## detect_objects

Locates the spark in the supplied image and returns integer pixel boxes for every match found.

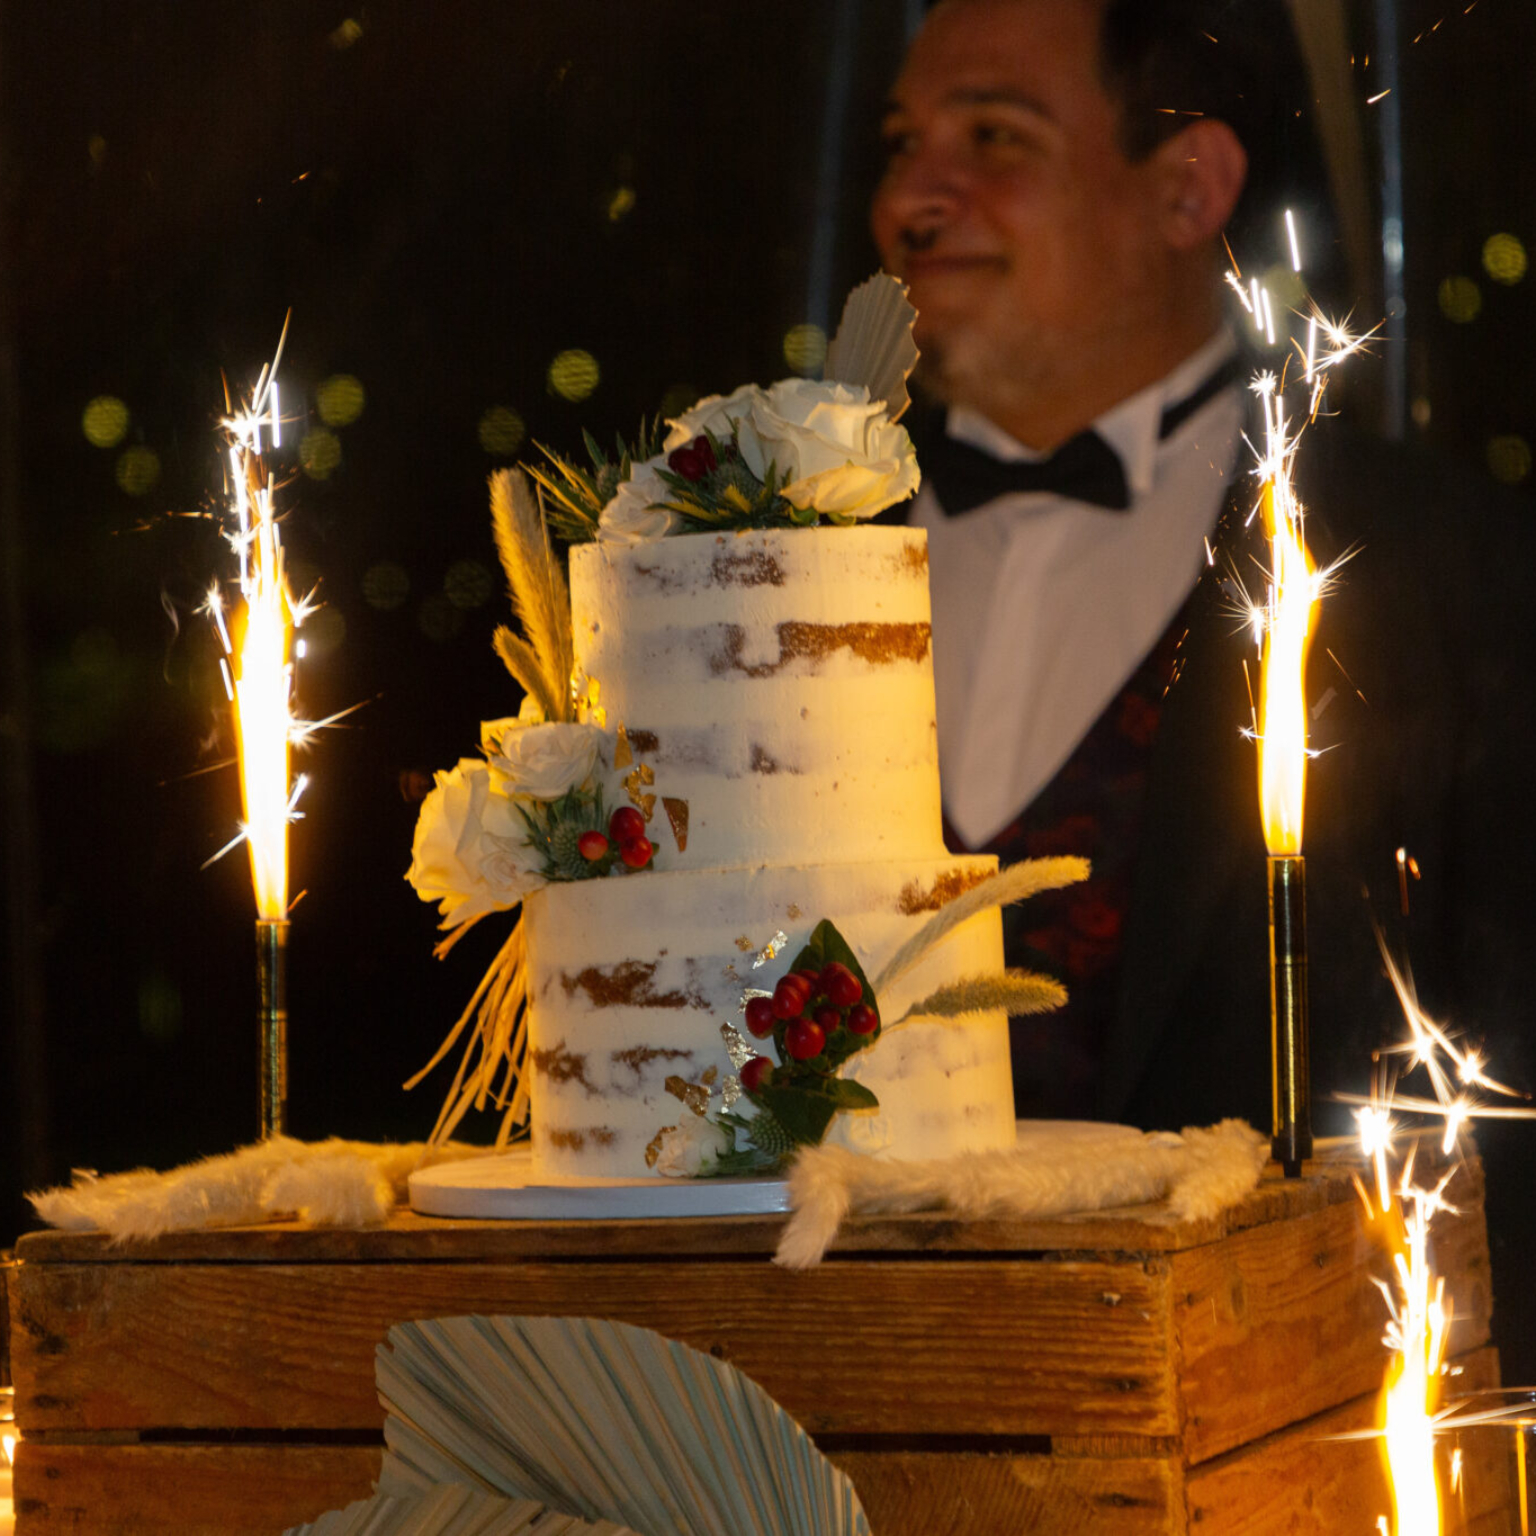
[1285,208,1303,272]
[1368,88,1392,105]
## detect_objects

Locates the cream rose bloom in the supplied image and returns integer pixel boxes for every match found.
[664,384,772,480]
[407,758,542,929]
[748,379,919,517]
[486,720,602,801]
[652,1114,734,1178]
[597,456,681,544]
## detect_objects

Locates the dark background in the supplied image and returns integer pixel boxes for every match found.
[3,0,1534,1369]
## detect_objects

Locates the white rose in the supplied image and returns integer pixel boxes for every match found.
[652,1114,734,1178]
[748,378,920,518]
[479,694,546,758]
[598,457,681,544]
[664,383,772,480]
[487,721,602,801]
[407,758,542,929]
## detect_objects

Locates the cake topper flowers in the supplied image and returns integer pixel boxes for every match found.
[531,274,922,543]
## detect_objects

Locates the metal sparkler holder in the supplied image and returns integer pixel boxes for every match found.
[256,918,290,1138]
[1267,855,1312,1176]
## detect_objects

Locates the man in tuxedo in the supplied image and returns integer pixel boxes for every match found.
[870,0,1536,1154]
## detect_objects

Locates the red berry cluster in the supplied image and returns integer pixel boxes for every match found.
[578,805,654,870]
[666,434,718,483]
[741,961,877,1085]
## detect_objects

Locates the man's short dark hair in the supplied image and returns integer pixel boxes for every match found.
[1097,0,1323,256]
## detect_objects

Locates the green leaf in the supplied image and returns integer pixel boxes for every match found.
[751,1085,840,1147]
[581,428,608,468]
[821,1077,880,1111]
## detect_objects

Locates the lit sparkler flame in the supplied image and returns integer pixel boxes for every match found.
[205,319,308,920]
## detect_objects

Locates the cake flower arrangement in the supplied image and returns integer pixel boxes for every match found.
[408,274,1085,1170]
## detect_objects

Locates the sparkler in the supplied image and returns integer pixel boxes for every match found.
[205,321,308,1138]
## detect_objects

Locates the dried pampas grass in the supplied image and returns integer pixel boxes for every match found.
[490,468,573,724]
[897,967,1067,1024]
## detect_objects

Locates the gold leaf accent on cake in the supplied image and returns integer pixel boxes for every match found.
[722,1077,743,1110]
[751,931,789,969]
[665,1075,711,1117]
[896,865,995,914]
[613,723,634,769]
[624,764,656,819]
[572,671,607,727]
[734,936,755,953]
[701,1065,718,1087]
[663,797,690,852]
[721,1023,752,1071]
[644,1127,672,1169]
[707,621,930,679]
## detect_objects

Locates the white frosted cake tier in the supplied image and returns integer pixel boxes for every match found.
[571,526,946,871]
[523,854,1016,1180]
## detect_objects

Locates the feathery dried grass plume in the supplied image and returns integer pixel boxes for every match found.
[897,967,1066,1025]
[490,468,574,724]
[872,856,1089,998]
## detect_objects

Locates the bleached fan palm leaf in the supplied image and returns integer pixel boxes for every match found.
[283,1482,639,1536]
[490,469,574,722]
[376,1315,870,1536]
[872,856,1090,998]
[897,967,1067,1024]
[824,272,919,423]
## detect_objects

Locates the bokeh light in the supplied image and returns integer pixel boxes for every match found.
[418,593,466,643]
[1482,233,1527,286]
[114,445,160,495]
[782,323,828,375]
[137,973,184,1043]
[659,384,700,420]
[444,559,495,610]
[82,395,129,448]
[1437,276,1482,324]
[317,373,366,427]
[607,186,637,222]
[300,427,342,480]
[548,349,601,402]
[1261,264,1308,313]
[1487,435,1532,485]
[299,604,347,659]
[362,561,411,610]
[329,17,363,48]
[478,405,526,455]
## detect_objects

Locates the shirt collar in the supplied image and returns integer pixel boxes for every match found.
[944,326,1241,500]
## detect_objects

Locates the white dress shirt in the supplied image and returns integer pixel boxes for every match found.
[912,329,1246,848]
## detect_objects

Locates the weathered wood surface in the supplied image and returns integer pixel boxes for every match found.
[10,1255,1175,1439]
[9,1153,1375,1265]
[1175,1155,1492,1462]
[12,1353,1518,1535]
[1184,1345,1515,1535]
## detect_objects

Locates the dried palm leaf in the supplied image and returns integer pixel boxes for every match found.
[375,1315,870,1536]
[824,272,919,423]
[284,1481,639,1536]
[872,856,1089,998]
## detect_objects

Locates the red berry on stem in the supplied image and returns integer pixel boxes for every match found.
[619,836,653,868]
[826,969,863,1007]
[692,434,717,472]
[772,978,807,1019]
[784,1018,826,1061]
[814,1004,842,1033]
[847,1003,878,1035]
[740,1056,773,1093]
[744,996,776,1038]
[577,830,610,862]
[666,445,708,481]
[793,968,820,989]
[609,806,646,844]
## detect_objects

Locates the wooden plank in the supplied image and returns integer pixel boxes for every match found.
[1173,1157,1492,1463]
[8,1157,1372,1266]
[11,1257,1176,1439]
[12,1442,380,1535]
[1185,1346,1515,1535]
[13,1442,1179,1536]
[829,1449,1179,1535]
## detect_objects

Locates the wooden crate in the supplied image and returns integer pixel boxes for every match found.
[3,1156,1519,1535]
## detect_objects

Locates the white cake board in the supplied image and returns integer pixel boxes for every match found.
[409,1146,791,1220]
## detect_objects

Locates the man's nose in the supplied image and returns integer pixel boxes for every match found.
[878,148,964,242]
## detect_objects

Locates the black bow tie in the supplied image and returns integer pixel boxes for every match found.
[917,354,1242,517]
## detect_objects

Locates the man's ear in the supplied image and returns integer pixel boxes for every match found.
[1156,119,1248,251]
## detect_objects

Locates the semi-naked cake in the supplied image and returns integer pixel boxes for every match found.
[522,523,1016,1179]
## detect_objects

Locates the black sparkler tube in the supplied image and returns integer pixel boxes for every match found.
[1268,855,1312,1176]
[256,918,289,1139]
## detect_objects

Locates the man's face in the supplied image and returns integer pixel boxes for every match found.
[871,0,1173,410]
